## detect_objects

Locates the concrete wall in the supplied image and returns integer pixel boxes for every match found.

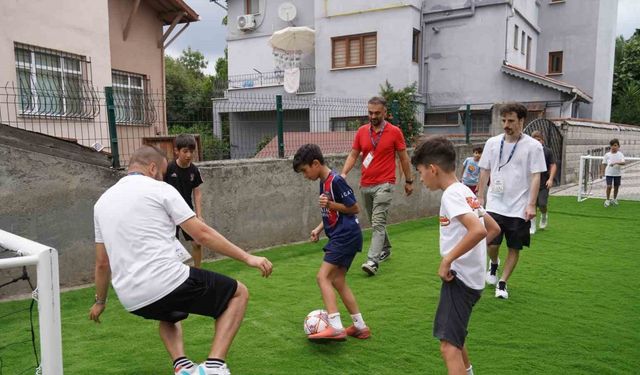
[559,121,640,183]
[508,2,539,70]
[536,0,617,121]
[314,1,422,98]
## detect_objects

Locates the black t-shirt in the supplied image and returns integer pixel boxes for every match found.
[164,160,203,208]
[540,145,556,188]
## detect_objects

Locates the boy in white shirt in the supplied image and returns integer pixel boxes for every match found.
[600,138,626,207]
[412,136,500,375]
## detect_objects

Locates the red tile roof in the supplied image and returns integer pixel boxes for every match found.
[255,131,358,158]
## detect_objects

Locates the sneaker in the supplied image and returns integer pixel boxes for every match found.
[307,326,347,341]
[197,364,231,375]
[604,199,610,207]
[529,219,536,235]
[361,260,378,276]
[495,281,509,299]
[175,365,199,375]
[539,214,548,229]
[378,250,391,262]
[486,259,499,285]
[345,325,371,339]
[612,199,619,206]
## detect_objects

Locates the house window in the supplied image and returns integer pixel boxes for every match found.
[425,112,459,126]
[112,70,153,125]
[332,33,377,69]
[548,51,563,74]
[245,0,259,14]
[514,25,519,50]
[331,116,367,131]
[412,29,420,63]
[521,31,526,55]
[471,112,491,134]
[14,43,92,117]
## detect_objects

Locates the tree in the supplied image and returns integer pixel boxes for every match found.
[177,47,208,76]
[611,33,640,125]
[379,81,421,144]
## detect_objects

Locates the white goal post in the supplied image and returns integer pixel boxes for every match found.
[0,229,63,375]
[578,155,640,202]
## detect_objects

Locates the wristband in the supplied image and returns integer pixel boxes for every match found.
[405,180,413,184]
[95,295,107,305]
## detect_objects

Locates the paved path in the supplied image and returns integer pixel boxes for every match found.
[552,161,640,201]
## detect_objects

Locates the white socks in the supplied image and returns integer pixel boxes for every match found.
[351,313,367,329]
[328,313,343,329]
[466,365,474,375]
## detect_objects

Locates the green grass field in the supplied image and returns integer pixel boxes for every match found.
[1,196,639,375]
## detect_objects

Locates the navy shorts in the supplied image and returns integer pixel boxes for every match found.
[606,176,621,187]
[487,212,530,250]
[323,235,362,270]
[131,267,238,323]
[433,274,482,349]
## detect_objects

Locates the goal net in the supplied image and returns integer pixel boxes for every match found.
[577,155,640,202]
[0,230,63,375]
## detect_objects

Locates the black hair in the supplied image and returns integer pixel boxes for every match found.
[610,138,620,146]
[472,146,484,153]
[411,136,456,172]
[292,143,325,172]
[499,102,528,120]
[175,134,197,151]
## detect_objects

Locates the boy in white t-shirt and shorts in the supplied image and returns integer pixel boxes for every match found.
[412,136,500,375]
[601,138,626,207]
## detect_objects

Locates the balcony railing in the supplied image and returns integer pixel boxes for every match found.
[213,68,315,98]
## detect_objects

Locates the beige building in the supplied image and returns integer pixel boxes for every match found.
[0,0,198,164]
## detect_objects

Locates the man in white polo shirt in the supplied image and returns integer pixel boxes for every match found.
[477,102,546,299]
[89,146,273,375]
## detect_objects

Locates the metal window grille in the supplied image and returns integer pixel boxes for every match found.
[111,70,156,125]
[13,42,98,118]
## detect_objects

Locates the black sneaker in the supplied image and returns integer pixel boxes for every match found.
[495,281,509,299]
[361,260,379,276]
[378,250,391,262]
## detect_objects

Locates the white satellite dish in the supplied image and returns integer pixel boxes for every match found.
[278,2,297,22]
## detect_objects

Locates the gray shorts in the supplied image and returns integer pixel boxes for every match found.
[433,273,482,348]
[537,188,549,207]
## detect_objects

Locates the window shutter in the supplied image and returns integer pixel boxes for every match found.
[363,35,376,65]
[333,39,347,68]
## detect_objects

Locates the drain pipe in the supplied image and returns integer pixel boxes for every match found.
[503,0,515,64]
[424,0,476,24]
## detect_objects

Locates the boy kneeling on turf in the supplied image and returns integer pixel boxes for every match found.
[293,144,371,341]
[412,136,499,375]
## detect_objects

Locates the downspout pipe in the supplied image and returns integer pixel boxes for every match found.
[504,0,515,63]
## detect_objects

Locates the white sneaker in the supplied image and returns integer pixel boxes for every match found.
[529,219,536,234]
[539,214,548,229]
[175,365,199,375]
[604,200,610,207]
[486,258,499,285]
[612,199,619,206]
[198,364,231,375]
[495,281,509,299]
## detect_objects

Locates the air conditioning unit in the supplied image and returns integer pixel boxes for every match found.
[237,14,256,31]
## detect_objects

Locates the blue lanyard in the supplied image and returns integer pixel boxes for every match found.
[369,122,386,151]
[498,134,521,171]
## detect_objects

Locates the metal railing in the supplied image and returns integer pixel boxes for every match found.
[213,68,316,98]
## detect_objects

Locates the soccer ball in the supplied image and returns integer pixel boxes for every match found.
[303,309,329,335]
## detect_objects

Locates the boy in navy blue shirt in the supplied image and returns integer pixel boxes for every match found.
[293,144,370,341]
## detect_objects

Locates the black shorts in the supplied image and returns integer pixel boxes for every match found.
[176,226,194,242]
[131,267,238,323]
[433,274,482,349]
[487,212,531,250]
[606,176,621,187]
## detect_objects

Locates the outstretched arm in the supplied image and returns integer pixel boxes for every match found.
[181,217,273,277]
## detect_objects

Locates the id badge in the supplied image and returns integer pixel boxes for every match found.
[174,239,192,263]
[490,179,504,195]
[363,152,374,168]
